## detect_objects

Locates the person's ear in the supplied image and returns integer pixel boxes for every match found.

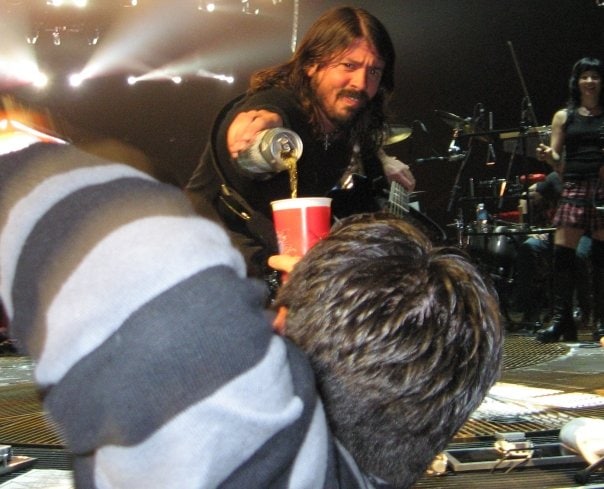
[305,64,318,78]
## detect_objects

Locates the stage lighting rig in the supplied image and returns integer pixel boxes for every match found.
[241,0,259,15]
[26,30,40,45]
[46,0,88,7]
[87,28,100,45]
[197,1,216,12]
[51,27,61,46]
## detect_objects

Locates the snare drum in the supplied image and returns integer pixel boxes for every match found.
[464,223,491,254]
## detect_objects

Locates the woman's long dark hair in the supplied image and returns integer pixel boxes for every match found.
[567,57,604,108]
[249,6,396,154]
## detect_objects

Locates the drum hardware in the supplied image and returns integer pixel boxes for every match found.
[446,146,473,213]
[485,140,497,166]
[439,103,501,214]
[471,178,510,196]
[447,212,467,248]
[459,195,524,205]
[500,126,551,160]
[499,125,551,141]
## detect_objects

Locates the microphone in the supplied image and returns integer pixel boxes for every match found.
[415,154,465,164]
[449,153,466,162]
[416,156,448,164]
[484,110,497,166]
[475,102,485,127]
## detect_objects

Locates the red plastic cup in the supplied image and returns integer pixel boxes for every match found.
[271,197,332,256]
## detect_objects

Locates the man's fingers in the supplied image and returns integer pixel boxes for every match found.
[268,255,301,273]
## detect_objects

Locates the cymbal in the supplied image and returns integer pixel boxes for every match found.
[384,124,412,145]
[435,110,473,130]
[435,109,491,143]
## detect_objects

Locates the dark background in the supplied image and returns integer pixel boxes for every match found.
[2,0,604,233]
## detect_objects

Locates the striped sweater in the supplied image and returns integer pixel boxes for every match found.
[0,142,378,488]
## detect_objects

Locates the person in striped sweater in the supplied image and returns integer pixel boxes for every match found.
[0,125,503,488]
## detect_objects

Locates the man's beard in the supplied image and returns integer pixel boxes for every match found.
[311,83,370,129]
[332,89,370,125]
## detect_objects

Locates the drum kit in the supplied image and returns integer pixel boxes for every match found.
[386,107,558,326]
[385,109,556,313]
[381,42,562,325]
[434,108,555,262]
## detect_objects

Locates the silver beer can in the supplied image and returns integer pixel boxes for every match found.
[237,128,303,175]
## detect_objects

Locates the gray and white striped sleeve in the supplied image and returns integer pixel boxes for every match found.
[0,142,373,489]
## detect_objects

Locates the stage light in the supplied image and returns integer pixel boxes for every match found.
[198,1,215,12]
[88,28,101,46]
[127,76,138,85]
[32,72,49,89]
[212,74,234,84]
[123,0,137,6]
[242,1,259,15]
[47,0,90,5]
[68,73,84,87]
[26,31,39,45]
[171,76,182,84]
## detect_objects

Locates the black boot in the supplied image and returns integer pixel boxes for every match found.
[591,240,604,342]
[575,238,592,329]
[536,246,576,343]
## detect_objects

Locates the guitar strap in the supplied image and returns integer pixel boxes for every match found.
[206,94,279,255]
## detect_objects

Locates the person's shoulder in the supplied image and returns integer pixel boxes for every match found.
[552,108,569,126]
[237,87,305,125]
[243,87,299,107]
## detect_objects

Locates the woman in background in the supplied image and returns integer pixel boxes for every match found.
[536,56,604,343]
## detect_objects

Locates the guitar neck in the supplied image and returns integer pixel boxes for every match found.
[387,181,409,218]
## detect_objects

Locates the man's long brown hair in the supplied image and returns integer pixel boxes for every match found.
[249,6,396,155]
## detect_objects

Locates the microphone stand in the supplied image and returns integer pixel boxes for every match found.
[507,41,540,128]
[499,97,529,212]
[500,41,543,227]
[446,106,484,215]
[446,129,473,214]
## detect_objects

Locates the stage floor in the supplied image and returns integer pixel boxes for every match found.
[0,328,603,487]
